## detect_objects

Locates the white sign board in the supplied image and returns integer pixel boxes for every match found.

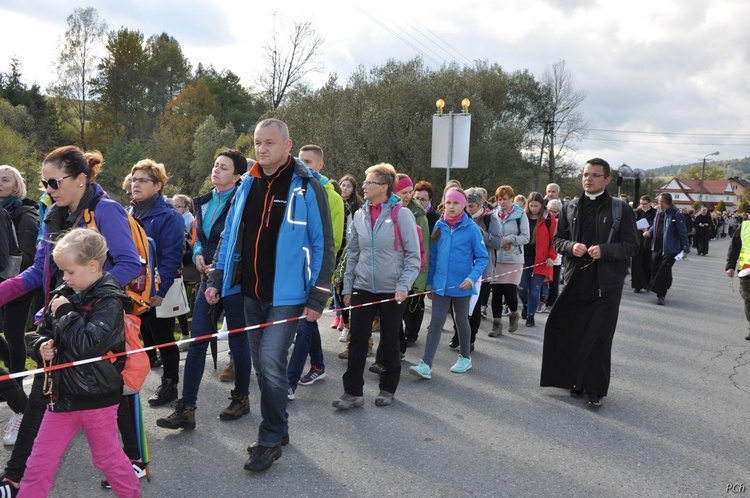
[431,113,471,169]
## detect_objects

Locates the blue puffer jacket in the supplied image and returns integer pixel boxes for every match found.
[133,194,185,298]
[427,213,489,297]
[210,158,335,313]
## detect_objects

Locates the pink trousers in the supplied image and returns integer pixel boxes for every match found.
[18,404,139,498]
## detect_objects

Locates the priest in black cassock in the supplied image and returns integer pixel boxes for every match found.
[540,158,639,408]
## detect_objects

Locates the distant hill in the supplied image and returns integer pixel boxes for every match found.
[648,157,750,178]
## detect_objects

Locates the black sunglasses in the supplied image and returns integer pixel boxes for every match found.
[41,174,76,190]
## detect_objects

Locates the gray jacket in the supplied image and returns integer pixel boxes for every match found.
[493,203,530,265]
[343,193,421,295]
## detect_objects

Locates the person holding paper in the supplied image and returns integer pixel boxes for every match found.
[645,193,689,305]
[631,196,656,293]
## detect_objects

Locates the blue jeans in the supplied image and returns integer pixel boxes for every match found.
[517,268,545,316]
[287,320,325,388]
[182,288,252,407]
[244,297,303,447]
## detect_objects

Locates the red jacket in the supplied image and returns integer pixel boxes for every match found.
[532,212,558,282]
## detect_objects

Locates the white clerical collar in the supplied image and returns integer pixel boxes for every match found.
[585,190,605,201]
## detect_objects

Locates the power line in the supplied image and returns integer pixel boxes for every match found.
[586,128,750,138]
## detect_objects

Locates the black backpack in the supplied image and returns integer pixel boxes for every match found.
[0,207,22,279]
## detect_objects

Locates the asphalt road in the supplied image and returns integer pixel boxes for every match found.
[2,236,748,497]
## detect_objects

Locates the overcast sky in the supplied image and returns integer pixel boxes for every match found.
[1,0,748,171]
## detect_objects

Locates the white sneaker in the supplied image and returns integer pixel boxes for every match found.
[338,328,349,343]
[3,413,23,446]
[502,304,510,316]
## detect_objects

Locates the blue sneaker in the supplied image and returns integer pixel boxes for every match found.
[450,355,472,373]
[408,360,432,379]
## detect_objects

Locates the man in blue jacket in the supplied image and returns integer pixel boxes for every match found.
[645,193,690,305]
[206,119,334,473]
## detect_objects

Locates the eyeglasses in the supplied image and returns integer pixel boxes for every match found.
[414,197,430,203]
[362,180,385,187]
[41,174,75,190]
[582,173,605,179]
[131,177,155,185]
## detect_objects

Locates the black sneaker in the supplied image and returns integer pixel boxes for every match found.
[526,315,535,327]
[570,387,584,398]
[448,335,459,349]
[156,400,195,429]
[587,393,603,408]
[247,432,289,454]
[368,363,386,375]
[244,445,281,472]
[148,378,178,406]
[0,478,19,497]
[521,305,528,320]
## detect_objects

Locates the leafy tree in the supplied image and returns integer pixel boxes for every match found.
[201,67,261,133]
[693,200,701,210]
[149,79,218,188]
[92,28,147,142]
[49,7,107,148]
[97,137,145,203]
[0,123,38,183]
[143,33,192,135]
[684,164,725,180]
[737,200,749,214]
[715,200,726,212]
[258,17,323,109]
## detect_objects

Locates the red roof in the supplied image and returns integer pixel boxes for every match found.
[660,178,730,195]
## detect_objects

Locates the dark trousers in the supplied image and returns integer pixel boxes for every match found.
[649,252,676,298]
[402,294,426,342]
[490,283,518,317]
[0,295,34,386]
[547,265,562,307]
[117,395,141,461]
[343,290,407,396]
[631,247,652,291]
[3,375,46,482]
[140,308,178,382]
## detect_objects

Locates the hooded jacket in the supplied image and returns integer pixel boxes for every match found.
[427,213,489,297]
[343,193,421,295]
[209,157,335,313]
[193,186,238,266]
[32,273,129,412]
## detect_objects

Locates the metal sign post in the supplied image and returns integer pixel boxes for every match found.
[431,98,471,183]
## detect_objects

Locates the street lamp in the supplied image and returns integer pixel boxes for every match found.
[699,151,720,208]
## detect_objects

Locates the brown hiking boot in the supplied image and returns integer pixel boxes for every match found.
[156,400,195,430]
[220,390,250,421]
[219,362,235,382]
[508,312,519,333]
[488,318,503,337]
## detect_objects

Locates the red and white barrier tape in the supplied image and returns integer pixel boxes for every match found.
[0,262,546,383]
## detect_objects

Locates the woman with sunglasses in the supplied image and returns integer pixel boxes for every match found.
[0,146,142,496]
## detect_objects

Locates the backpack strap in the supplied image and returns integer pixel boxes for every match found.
[607,198,623,244]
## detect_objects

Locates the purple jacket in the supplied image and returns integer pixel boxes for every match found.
[0,183,141,309]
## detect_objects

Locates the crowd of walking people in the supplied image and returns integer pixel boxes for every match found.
[0,117,747,495]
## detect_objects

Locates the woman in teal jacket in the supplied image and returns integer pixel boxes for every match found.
[410,188,488,379]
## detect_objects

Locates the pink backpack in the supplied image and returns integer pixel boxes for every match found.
[392,204,427,272]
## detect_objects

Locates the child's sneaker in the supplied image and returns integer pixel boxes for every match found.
[287,384,296,401]
[502,304,510,316]
[0,478,19,497]
[338,328,349,343]
[450,354,473,373]
[408,360,432,380]
[101,461,148,489]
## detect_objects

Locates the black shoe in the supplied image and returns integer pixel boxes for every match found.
[247,432,289,454]
[633,288,641,293]
[405,339,417,348]
[448,335,459,349]
[570,387,584,398]
[587,393,602,408]
[656,296,665,306]
[148,378,178,406]
[521,305,528,320]
[526,315,535,327]
[244,445,281,472]
[150,355,163,368]
[745,334,750,341]
[470,343,475,353]
[368,363,386,375]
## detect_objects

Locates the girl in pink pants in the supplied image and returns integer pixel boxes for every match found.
[18,229,139,497]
